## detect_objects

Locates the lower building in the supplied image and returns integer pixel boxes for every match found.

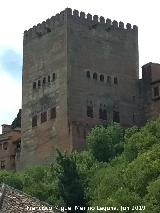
[0,126,21,171]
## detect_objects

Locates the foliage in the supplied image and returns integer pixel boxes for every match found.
[86,123,124,162]
[55,150,87,213]
[11,109,21,129]
[0,120,160,212]
[86,120,160,212]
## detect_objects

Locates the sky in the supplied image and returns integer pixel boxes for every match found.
[0,0,160,133]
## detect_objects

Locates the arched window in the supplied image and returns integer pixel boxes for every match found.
[32,115,37,127]
[113,111,120,123]
[99,107,103,119]
[43,77,46,84]
[99,105,107,120]
[48,75,50,83]
[100,74,104,82]
[132,113,135,123]
[114,77,118,84]
[38,80,41,88]
[33,82,36,89]
[41,111,47,123]
[86,71,90,78]
[52,73,56,81]
[103,109,107,120]
[50,107,56,119]
[87,106,93,118]
[93,72,97,80]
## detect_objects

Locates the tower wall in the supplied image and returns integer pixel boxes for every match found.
[141,63,160,122]
[20,10,71,169]
[66,9,140,150]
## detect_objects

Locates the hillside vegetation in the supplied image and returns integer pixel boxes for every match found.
[0,120,160,212]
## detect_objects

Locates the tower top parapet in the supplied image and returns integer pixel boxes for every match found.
[24,8,138,43]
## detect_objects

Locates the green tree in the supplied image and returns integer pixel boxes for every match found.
[87,123,124,162]
[55,150,87,213]
[143,178,160,213]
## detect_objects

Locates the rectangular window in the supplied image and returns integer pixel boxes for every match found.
[132,113,135,123]
[32,115,37,127]
[113,111,120,123]
[153,86,159,97]
[50,107,56,119]
[87,106,93,118]
[38,80,41,88]
[1,161,5,169]
[3,142,8,150]
[114,77,118,84]
[33,82,36,89]
[41,111,47,123]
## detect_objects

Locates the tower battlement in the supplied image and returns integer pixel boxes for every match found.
[24,8,138,43]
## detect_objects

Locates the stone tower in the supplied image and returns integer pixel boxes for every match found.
[20,8,140,169]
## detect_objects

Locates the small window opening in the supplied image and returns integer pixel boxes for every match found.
[100,74,104,82]
[32,115,37,127]
[99,106,107,120]
[87,106,93,118]
[52,73,56,81]
[41,111,47,123]
[38,80,41,88]
[33,82,36,89]
[50,107,56,119]
[1,161,5,169]
[133,113,135,123]
[93,73,97,80]
[48,75,50,83]
[114,77,118,84]
[154,86,159,97]
[103,109,107,120]
[99,108,103,119]
[113,111,120,123]
[86,71,90,78]
[43,77,46,85]
[3,142,8,150]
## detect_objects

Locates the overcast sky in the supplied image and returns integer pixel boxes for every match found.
[0,0,160,133]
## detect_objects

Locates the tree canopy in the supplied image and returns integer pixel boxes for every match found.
[0,119,160,212]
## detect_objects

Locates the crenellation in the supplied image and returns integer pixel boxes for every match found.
[126,23,132,30]
[93,15,99,23]
[119,21,124,29]
[112,20,118,29]
[80,11,85,19]
[100,16,105,24]
[23,8,137,45]
[87,13,92,21]
[133,25,138,31]
[65,7,72,16]
[106,18,111,26]
[55,13,60,22]
[60,10,65,20]
[73,9,79,18]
